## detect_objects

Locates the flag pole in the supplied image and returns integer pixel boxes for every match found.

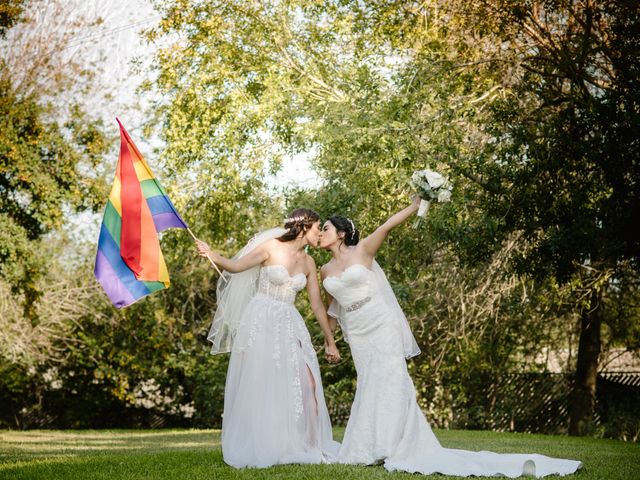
[186,228,227,281]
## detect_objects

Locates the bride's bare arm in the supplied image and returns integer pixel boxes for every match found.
[319,265,337,334]
[360,196,421,257]
[306,257,340,361]
[195,239,269,273]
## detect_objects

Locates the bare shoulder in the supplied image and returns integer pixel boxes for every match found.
[260,238,285,255]
[261,238,280,250]
[320,259,335,278]
[300,253,315,275]
[248,239,278,264]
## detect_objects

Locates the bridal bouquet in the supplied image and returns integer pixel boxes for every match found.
[410,169,452,226]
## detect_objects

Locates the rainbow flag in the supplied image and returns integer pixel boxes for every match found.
[94,118,188,308]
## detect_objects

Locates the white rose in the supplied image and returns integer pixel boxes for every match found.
[437,189,452,202]
[424,170,445,188]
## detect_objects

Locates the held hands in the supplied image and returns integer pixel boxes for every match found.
[324,340,341,363]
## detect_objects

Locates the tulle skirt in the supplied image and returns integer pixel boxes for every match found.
[222,293,339,468]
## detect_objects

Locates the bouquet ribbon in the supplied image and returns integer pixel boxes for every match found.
[417,199,430,217]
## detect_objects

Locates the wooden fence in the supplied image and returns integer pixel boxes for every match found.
[449,371,640,440]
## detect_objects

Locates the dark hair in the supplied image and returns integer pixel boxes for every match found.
[327,215,359,246]
[278,208,320,242]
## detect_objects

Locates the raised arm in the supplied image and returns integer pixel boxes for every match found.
[195,239,269,273]
[360,196,421,257]
[306,257,340,362]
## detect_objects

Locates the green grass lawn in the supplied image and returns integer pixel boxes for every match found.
[0,428,637,480]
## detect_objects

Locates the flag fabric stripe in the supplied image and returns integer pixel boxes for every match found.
[105,197,180,241]
[133,160,154,181]
[97,224,151,299]
[158,252,169,286]
[119,134,145,277]
[103,201,122,246]
[94,118,188,308]
[153,211,188,231]
[140,178,165,198]
[143,280,166,293]
[147,195,179,216]
[138,196,162,281]
[95,250,136,308]
[109,177,122,215]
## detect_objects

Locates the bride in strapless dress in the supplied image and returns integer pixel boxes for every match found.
[318,198,582,477]
[196,208,340,468]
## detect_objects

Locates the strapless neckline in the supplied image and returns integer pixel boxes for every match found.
[324,263,373,282]
[263,264,306,281]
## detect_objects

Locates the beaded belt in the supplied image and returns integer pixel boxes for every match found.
[345,296,372,312]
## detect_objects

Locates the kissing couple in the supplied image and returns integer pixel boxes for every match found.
[195,198,581,477]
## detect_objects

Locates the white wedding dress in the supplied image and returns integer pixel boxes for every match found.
[221,264,339,468]
[323,263,582,478]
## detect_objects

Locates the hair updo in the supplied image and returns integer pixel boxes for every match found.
[328,215,360,246]
[278,208,320,242]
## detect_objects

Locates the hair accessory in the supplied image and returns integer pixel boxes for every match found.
[283,215,306,225]
[348,218,355,239]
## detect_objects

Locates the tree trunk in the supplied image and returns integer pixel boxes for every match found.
[568,288,602,436]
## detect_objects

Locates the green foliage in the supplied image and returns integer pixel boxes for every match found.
[433,0,640,434]
[0,76,107,319]
[0,0,25,37]
[445,1,640,280]
[1,0,638,440]
[0,254,227,429]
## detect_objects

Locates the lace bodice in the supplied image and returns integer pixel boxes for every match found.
[322,264,374,307]
[257,264,307,303]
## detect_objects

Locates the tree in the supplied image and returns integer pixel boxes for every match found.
[0,1,107,321]
[0,0,25,37]
[145,0,639,437]
[439,0,640,435]
[145,0,542,424]
[142,0,351,243]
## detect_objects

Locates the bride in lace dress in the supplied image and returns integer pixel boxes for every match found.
[196,208,340,468]
[318,197,582,477]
